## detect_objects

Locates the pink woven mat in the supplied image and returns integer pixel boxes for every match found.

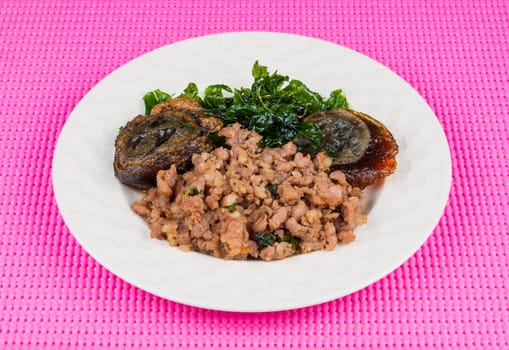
[1,1,508,348]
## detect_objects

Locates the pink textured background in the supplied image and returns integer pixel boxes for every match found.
[1,1,508,348]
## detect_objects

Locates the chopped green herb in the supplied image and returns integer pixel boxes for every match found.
[325,148,339,162]
[183,186,200,198]
[118,125,124,133]
[181,122,196,131]
[143,89,171,115]
[254,231,300,251]
[207,131,229,149]
[281,234,300,250]
[255,232,279,250]
[227,204,236,212]
[266,184,279,197]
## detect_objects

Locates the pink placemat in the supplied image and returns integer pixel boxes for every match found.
[1,1,507,348]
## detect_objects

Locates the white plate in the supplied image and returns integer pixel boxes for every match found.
[52,32,451,312]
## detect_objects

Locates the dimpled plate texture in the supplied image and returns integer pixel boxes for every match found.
[52,32,451,312]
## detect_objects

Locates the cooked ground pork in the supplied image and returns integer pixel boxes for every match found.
[132,123,367,261]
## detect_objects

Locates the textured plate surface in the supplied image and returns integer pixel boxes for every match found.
[52,32,451,312]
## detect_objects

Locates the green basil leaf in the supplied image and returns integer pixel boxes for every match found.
[202,84,233,111]
[178,82,200,101]
[282,80,324,114]
[143,89,171,115]
[324,89,349,109]
[252,60,269,80]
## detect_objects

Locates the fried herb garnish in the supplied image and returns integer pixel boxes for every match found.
[266,184,279,197]
[141,61,349,150]
[254,231,300,251]
[143,89,172,115]
[183,186,200,198]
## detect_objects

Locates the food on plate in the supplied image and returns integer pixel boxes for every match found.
[114,98,222,189]
[132,124,367,261]
[295,109,398,188]
[114,61,398,260]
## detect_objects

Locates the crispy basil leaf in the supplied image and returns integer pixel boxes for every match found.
[325,89,349,109]
[178,82,200,101]
[255,232,279,250]
[252,60,269,80]
[202,84,233,111]
[140,62,349,152]
[143,89,171,115]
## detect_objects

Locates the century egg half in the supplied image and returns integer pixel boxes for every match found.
[297,109,398,188]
